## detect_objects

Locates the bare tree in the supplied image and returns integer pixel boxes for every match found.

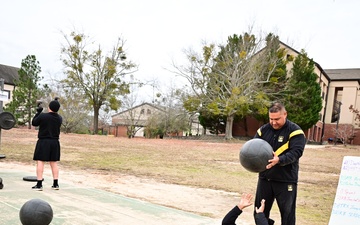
[152,79,189,136]
[332,124,356,146]
[171,30,283,139]
[48,81,91,134]
[60,31,137,134]
[349,105,360,126]
[115,76,148,138]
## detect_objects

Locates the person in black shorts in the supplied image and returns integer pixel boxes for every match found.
[253,102,306,225]
[31,98,62,191]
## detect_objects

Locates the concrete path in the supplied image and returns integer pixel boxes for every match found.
[0,168,220,225]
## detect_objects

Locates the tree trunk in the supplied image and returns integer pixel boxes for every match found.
[93,107,99,134]
[243,117,249,137]
[224,115,234,140]
[27,91,32,129]
[28,109,32,129]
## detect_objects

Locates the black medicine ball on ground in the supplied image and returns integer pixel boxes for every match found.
[19,198,53,225]
[22,176,44,182]
[239,138,273,173]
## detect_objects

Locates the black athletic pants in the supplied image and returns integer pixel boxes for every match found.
[254,178,297,225]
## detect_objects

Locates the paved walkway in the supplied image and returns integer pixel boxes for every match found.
[0,168,220,225]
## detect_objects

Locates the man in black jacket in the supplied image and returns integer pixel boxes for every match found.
[253,102,306,225]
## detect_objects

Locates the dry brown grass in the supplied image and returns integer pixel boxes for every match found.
[1,128,360,224]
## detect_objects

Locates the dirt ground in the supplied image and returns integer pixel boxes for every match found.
[7,128,328,224]
[0,160,257,223]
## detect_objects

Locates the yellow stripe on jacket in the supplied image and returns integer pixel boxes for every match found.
[274,129,304,156]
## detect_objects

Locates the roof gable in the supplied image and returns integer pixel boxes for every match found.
[0,64,19,85]
[279,41,331,81]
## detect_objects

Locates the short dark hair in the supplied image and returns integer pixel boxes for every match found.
[49,100,60,112]
[269,102,286,113]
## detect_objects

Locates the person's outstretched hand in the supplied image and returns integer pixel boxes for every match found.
[237,193,253,210]
[255,199,266,213]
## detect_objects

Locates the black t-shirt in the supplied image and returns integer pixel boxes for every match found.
[32,112,62,139]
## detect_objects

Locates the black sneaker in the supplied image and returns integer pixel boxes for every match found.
[32,185,43,191]
[51,185,59,190]
[0,177,3,189]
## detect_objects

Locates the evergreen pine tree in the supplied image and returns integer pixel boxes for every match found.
[5,55,42,128]
[285,50,322,130]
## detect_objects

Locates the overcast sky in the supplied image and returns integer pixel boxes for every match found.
[1,0,359,102]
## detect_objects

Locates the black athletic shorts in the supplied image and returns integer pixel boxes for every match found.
[33,139,61,161]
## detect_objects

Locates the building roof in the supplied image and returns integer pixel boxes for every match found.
[279,41,331,81]
[112,102,165,117]
[324,69,360,82]
[0,64,19,85]
[280,41,360,83]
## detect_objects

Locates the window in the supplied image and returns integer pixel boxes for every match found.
[331,87,343,123]
[140,109,145,114]
[147,109,151,115]
[0,90,10,101]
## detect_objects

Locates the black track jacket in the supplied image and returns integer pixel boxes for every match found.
[254,119,306,183]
